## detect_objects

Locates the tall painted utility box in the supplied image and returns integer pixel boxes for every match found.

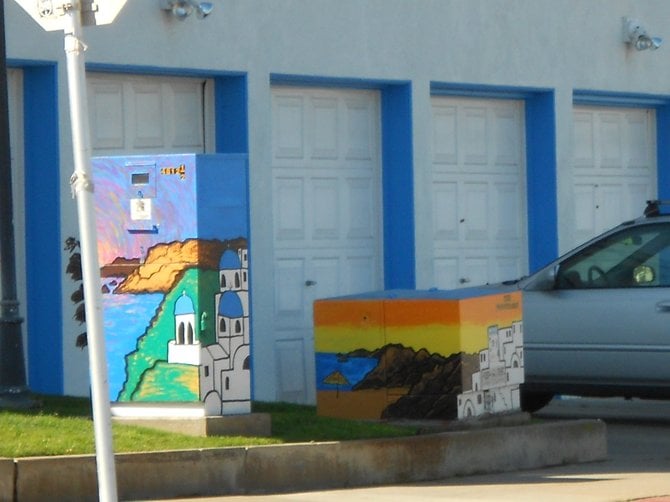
[314,288,523,420]
[91,153,250,417]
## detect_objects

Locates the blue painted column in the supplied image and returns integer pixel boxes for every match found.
[656,104,670,201]
[525,92,558,271]
[214,75,248,154]
[381,83,415,289]
[23,64,63,394]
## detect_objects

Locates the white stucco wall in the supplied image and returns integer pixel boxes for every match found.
[5,0,670,398]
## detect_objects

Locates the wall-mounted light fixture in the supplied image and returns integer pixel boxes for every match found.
[623,17,662,51]
[159,0,214,20]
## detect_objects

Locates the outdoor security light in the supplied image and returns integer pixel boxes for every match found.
[623,17,663,51]
[159,0,214,20]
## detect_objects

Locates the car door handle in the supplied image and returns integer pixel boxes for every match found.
[655,301,670,312]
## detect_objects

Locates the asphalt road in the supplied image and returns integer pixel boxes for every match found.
[174,397,670,502]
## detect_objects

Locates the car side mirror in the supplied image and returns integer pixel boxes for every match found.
[525,265,558,291]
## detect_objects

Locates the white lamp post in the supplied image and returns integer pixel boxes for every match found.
[13,2,128,501]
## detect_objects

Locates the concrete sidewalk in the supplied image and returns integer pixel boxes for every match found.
[3,417,605,501]
[191,462,670,502]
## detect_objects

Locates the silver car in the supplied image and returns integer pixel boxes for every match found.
[483,200,670,412]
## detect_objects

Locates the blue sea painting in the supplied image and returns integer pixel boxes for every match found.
[315,353,379,392]
[102,292,165,400]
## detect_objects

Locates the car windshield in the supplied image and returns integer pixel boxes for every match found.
[555,222,670,289]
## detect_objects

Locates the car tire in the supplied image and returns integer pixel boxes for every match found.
[520,390,554,413]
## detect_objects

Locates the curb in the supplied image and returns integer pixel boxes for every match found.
[0,459,13,501]
[111,412,272,437]
[2,419,606,501]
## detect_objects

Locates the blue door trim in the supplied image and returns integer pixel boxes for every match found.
[381,83,415,288]
[525,92,558,271]
[214,75,248,153]
[658,105,670,201]
[21,63,63,394]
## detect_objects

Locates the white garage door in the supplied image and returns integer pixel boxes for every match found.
[571,106,656,249]
[430,96,527,289]
[271,86,382,403]
[87,73,211,155]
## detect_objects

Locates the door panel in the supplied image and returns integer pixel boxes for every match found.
[311,257,340,301]
[272,87,382,403]
[312,178,339,239]
[274,177,306,241]
[276,339,307,403]
[274,258,306,328]
[463,256,489,287]
[347,177,376,239]
[494,181,521,241]
[496,256,520,281]
[89,81,125,150]
[434,257,459,288]
[432,104,458,164]
[431,96,527,289]
[461,105,488,166]
[432,181,459,241]
[463,181,488,241]
[88,74,208,155]
[570,106,656,248]
[344,97,376,160]
[346,255,377,294]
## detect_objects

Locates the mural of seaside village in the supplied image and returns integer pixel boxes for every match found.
[314,291,524,420]
[91,154,250,416]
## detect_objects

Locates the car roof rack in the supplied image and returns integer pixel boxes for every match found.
[644,200,670,217]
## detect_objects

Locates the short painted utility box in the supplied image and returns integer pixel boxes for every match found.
[91,153,251,418]
[314,289,523,420]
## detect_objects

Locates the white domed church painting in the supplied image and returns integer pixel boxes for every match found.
[168,292,200,366]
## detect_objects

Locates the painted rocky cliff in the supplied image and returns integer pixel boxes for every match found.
[101,237,247,294]
[349,344,479,419]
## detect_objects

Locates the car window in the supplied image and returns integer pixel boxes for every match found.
[556,223,670,289]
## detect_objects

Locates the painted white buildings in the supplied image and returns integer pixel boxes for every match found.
[166,248,251,415]
[201,248,251,415]
[457,322,524,419]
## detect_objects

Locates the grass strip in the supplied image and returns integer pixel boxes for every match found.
[0,395,418,458]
